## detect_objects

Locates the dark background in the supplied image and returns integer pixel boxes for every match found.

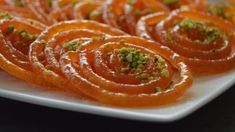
[0,85,235,132]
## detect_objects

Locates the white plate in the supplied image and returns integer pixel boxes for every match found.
[0,69,235,122]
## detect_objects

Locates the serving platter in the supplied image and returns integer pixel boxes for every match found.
[0,68,234,122]
[0,0,234,122]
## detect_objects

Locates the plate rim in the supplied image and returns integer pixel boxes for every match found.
[0,76,234,123]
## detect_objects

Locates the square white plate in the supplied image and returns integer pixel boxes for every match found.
[0,69,234,122]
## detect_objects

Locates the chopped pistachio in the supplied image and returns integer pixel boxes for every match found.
[104,44,110,48]
[39,40,46,45]
[208,6,227,19]
[117,47,151,79]
[7,25,15,34]
[138,73,149,80]
[155,87,162,93]
[87,11,100,20]
[193,39,201,45]
[157,57,165,64]
[87,0,94,4]
[118,47,151,69]
[164,33,174,40]
[17,30,38,40]
[120,67,130,73]
[205,27,221,42]
[117,47,170,81]
[92,36,105,41]
[134,68,142,74]
[126,53,133,62]
[14,0,24,7]
[63,42,83,51]
[155,57,169,78]
[160,69,169,77]
[27,19,37,26]
[119,39,126,45]
[0,13,13,20]
[163,0,179,5]
[178,19,222,43]
[178,19,204,31]
[127,0,136,4]
[148,76,154,81]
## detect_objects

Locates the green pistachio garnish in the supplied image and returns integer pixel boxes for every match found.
[17,30,38,40]
[155,57,169,78]
[205,27,221,42]
[91,36,105,41]
[155,87,162,93]
[163,0,179,5]
[26,19,37,26]
[0,12,13,20]
[178,19,204,31]
[86,11,100,20]
[164,33,174,40]
[63,41,83,51]
[193,39,201,45]
[119,39,126,45]
[104,44,110,47]
[7,25,15,34]
[117,47,152,73]
[14,0,24,7]
[117,47,169,82]
[208,6,227,19]
[160,69,169,77]
[127,0,136,4]
[39,40,47,45]
[178,19,222,42]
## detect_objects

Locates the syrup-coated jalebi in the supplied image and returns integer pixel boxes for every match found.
[0,0,52,24]
[2,0,234,107]
[29,20,126,99]
[191,0,235,24]
[0,13,46,84]
[28,19,192,107]
[137,10,235,74]
[103,0,169,35]
[60,36,192,107]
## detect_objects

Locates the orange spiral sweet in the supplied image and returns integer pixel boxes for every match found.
[0,13,46,84]
[0,0,198,107]
[29,20,126,99]
[190,0,235,24]
[0,2,41,22]
[157,0,198,10]
[137,10,235,74]
[73,0,105,22]
[103,0,169,35]
[28,19,192,107]
[21,0,53,25]
[59,36,192,107]
[49,1,75,23]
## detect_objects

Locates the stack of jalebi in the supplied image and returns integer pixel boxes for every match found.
[0,0,234,107]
